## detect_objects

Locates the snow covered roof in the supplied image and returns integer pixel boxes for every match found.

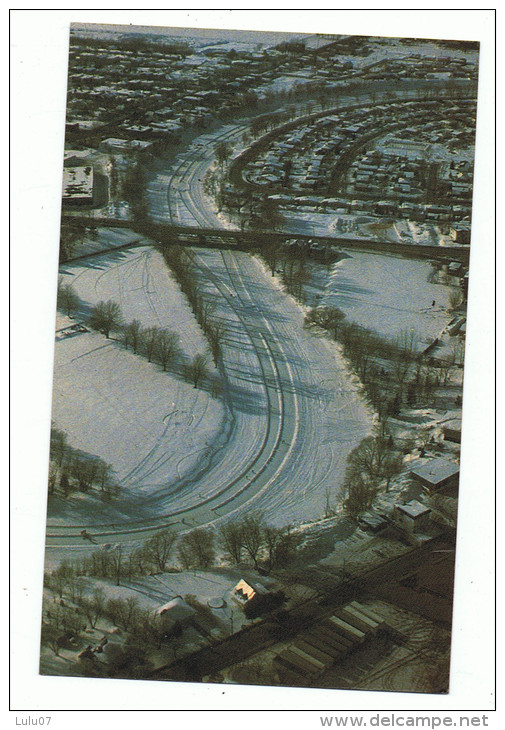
[233,579,267,602]
[62,166,93,199]
[155,596,195,619]
[410,458,459,486]
[396,500,431,519]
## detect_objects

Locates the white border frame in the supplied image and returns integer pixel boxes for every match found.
[9,6,496,720]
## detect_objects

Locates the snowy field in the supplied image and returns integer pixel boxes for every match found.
[309,251,455,349]
[52,246,227,513]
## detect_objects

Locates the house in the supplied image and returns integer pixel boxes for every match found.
[450,222,471,244]
[232,579,267,605]
[62,166,94,206]
[442,419,462,444]
[395,500,432,533]
[410,457,460,493]
[155,596,195,628]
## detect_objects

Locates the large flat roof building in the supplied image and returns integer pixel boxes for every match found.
[62,165,94,206]
[410,457,460,493]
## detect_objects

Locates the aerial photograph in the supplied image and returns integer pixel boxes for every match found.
[40,19,479,693]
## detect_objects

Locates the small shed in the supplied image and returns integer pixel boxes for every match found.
[232,579,267,605]
[410,457,460,493]
[155,596,195,627]
[443,419,462,443]
[395,500,432,533]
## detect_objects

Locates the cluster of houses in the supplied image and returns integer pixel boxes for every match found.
[241,97,476,227]
[358,455,460,539]
[360,54,478,84]
[64,34,374,149]
[62,30,478,231]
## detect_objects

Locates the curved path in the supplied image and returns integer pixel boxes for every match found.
[50,89,439,553]
[46,243,371,552]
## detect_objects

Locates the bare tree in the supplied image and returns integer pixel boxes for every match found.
[207,321,226,363]
[124,319,143,354]
[240,512,265,570]
[382,453,403,491]
[343,470,377,517]
[186,353,209,388]
[109,546,123,586]
[71,454,99,493]
[57,279,79,317]
[219,521,244,564]
[59,470,71,498]
[48,462,58,495]
[50,426,68,467]
[177,528,215,569]
[78,588,106,629]
[95,461,114,495]
[156,329,181,371]
[262,242,281,275]
[142,529,177,572]
[305,306,346,340]
[215,141,231,171]
[88,300,123,339]
[393,329,419,394]
[107,597,139,631]
[263,524,299,572]
[143,326,160,363]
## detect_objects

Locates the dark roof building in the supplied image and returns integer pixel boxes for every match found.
[410,457,460,493]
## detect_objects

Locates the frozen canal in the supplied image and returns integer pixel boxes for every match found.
[48,241,373,541]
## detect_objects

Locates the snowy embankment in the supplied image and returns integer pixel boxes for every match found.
[313,250,454,350]
[52,246,228,518]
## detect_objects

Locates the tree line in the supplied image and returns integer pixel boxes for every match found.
[44,512,300,593]
[56,284,215,391]
[159,245,227,369]
[48,425,120,501]
[342,424,404,517]
[304,304,462,420]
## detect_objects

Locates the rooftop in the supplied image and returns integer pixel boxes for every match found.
[396,500,431,519]
[410,457,459,486]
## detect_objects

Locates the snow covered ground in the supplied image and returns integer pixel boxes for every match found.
[52,246,227,514]
[62,226,145,259]
[48,241,373,541]
[307,250,455,349]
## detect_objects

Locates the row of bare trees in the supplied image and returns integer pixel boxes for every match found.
[342,424,404,517]
[86,299,211,389]
[304,304,463,419]
[48,426,120,500]
[219,512,300,572]
[45,512,301,597]
[160,246,226,368]
[43,526,215,592]
[57,278,79,316]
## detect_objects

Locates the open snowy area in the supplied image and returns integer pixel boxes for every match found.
[307,250,455,349]
[48,241,373,546]
[52,246,227,520]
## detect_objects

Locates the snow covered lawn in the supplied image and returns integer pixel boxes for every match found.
[315,251,455,349]
[52,246,227,509]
